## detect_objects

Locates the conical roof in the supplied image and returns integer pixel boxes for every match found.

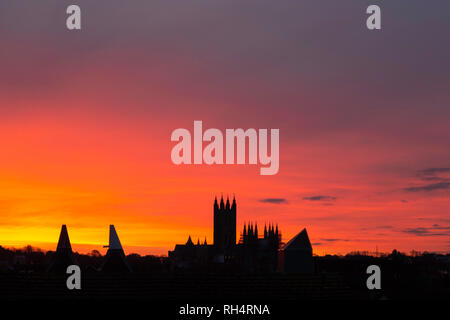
[109,225,123,250]
[47,225,76,272]
[100,225,132,273]
[56,224,72,251]
[283,228,312,251]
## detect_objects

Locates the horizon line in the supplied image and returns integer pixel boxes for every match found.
[2,243,448,257]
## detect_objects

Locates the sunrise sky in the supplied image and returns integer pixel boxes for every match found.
[0,1,449,256]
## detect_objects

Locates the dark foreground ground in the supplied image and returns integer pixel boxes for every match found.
[1,273,355,300]
[1,246,449,301]
[0,271,448,301]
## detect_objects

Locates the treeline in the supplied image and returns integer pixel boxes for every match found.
[0,245,169,273]
[314,250,450,299]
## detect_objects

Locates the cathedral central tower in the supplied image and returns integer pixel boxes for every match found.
[213,196,236,252]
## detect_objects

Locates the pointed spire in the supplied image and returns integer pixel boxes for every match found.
[243,223,247,236]
[264,224,268,239]
[214,196,219,209]
[226,196,230,210]
[197,238,200,246]
[232,195,236,209]
[186,235,194,246]
[220,195,225,209]
[204,237,207,245]
[109,225,123,250]
[254,223,258,239]
[56,224,72,251]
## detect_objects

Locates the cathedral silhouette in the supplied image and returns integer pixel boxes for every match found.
[169,196,314,273]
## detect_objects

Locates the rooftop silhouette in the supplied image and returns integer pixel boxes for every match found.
[100,225,132,273]
[47,224,77,273]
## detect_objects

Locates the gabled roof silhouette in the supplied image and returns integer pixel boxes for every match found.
[282,228,312,251]
[47,224,77,272]
[100,225,132,273]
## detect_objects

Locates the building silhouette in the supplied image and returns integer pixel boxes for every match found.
[45,199,313,274]
[47,225,77,273]
[238,222,281,272]
[213,196,236,255]
[100,225,132,273]
[278,228,314,273]
[169,196,291,272]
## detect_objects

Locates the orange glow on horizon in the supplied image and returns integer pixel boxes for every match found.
[0,39,449,256]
